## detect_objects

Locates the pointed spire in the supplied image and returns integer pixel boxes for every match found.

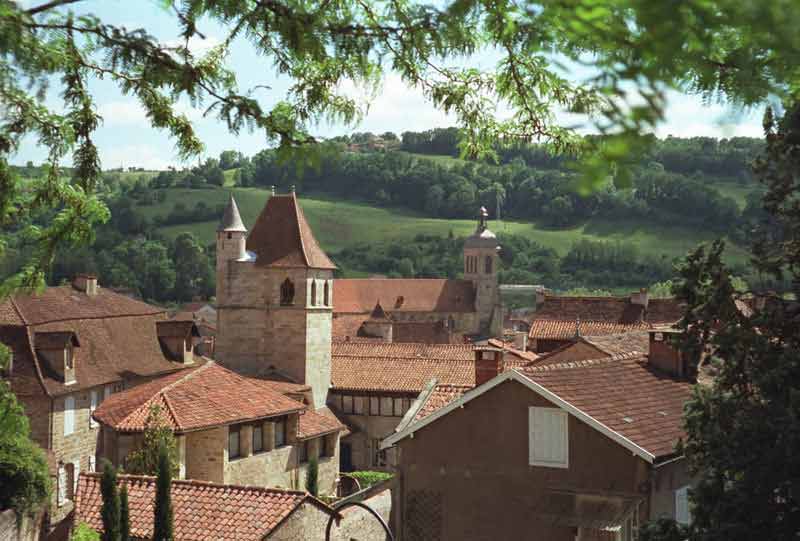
[369,301,390,321]
[217,194,247,233]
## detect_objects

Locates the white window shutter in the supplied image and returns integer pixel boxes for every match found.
[57,465,66,506]
[63,396,75,436]
[89,455,96,473]
[529,407,568,467]
[73,460,80,493]
[675,486,691,524]
[89,390,98,428]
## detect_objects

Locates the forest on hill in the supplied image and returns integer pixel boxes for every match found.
[6,132,776,306]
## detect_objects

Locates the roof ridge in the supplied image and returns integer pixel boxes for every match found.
[84,471,311,496]
[525,351,643,372]
[9,296,28,325]
[290,193,311,268]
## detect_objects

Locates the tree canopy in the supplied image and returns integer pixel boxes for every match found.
[3,0,800,292]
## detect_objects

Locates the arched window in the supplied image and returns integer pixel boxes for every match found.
[323,281,330,306]
[485,256,493,274]
[310,280,317,306]
[280,278,295,306]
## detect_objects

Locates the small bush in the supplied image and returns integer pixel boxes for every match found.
[347,471,393,489]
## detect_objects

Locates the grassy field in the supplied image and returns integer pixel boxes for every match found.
[150,186,749,264]
[707,180,757,208]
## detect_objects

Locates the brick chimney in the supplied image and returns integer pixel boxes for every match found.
[630,288,649,308]
[648,330,687,378]
[475,346,504,386]
[73,274,98,296]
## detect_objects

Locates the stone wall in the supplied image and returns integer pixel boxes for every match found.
[16,393,51,452]
[649,458,692,521]
[338,413,403,471]
[0,509,44,541]
[185,427,226,484]
[386,310,479,335]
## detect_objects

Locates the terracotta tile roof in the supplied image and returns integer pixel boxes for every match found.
[486,338,539,365]
[332,342,475,393]
[33,330,80,349]
[529,296,684,340]
[520,355,693,459]
[297,406,347,439]
[246,193,336,269]
[0,285,164,326]
[581,332,650,357]
[75,473,335,541]
[334,278,476,314]
[156,320,198,339]
[393,321,458,344]
[0,326,46,398]
[93,362,305,432]
[415,384,471,421]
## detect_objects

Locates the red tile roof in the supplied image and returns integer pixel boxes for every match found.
[486,338,539,366]
[393,321,458,344]
[529,296,684,340]
[93,363,305,432]
[297,406,346,439]
[246,193,336,269]
[75,473,335,541]
[333,278,476,314]
[0,285,163,326]
[415,384,471,421]
[331,342,475,393]
[521,355,693,459]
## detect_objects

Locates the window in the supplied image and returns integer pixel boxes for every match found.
[253,424,264,453]
[61,462,75,502]
[353,396,364,414]
[88,455,96,473]
[369,396,380,416]
[90,390,99,428]
[485,255,493,274]
[370,439,386,467]
[675,486,691,525]
[64,395,75,436]
[65,345,74,369]
[104,386,113,400]
[274,417,287,447]
[381,397,393,416]
[529,407,568,468]
[393,398,405,417]
[342,395,354,414]
[280,278,295,305]
[321,434,335,458]
[299,440,309,463]
[310,280,317,306]
[323,281,330,306]
[228,425,241,459]
[227,232,232,240]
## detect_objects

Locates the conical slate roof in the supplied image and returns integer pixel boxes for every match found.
[217,194,247,233]
[246,192,336,270]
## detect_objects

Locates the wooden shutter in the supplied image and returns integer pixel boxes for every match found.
[529,407,568,467]
[63,395,75,436]
[57,465,66,506]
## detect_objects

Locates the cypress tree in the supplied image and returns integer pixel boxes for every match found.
[99,462,120,541]
[119,485,130,541]
[305,458,319,497]
[152,443,173,541]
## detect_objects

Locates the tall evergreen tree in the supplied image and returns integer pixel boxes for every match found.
[152,443,173,541]
[99,462,120,541]
[305,458,319,497]
[119,485,130,541]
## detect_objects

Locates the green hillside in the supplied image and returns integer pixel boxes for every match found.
[150,187,749,263]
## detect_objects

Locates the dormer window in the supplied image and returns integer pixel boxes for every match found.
[35,331,80,384]
[280,278,295,306]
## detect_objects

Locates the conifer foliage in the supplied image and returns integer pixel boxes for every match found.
[119,485,130,541]
[99,462,121,541]
[153,443,174,541]
[305,458,319,497]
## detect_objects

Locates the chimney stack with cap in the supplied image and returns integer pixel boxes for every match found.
[73,274,98,296]
[630,288,649,308]
[648,329,688,378]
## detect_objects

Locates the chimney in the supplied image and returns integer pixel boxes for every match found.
[475,346,504,386]
[361,301,393,342]
[73,274,98,296]
[535,289,546,308]
[513,332,528,351]
[630,288,649,308]
[648,330,686,378]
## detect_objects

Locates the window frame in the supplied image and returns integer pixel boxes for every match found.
[321,434,335,458]
[310,279,317,306]
[369,396,380,416]
[675,485,691,525]
[342,395,354,414]
[380,396,393,416]
[228,425,241,460]
[252,423,264,454]
[528,406,569,469]
[274,417,287,448]
[63,395,75,436]
[393,398,405,417]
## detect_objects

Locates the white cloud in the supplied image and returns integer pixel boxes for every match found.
[165,35,222,57]
[101,143,178,171]
[97,99,205,127]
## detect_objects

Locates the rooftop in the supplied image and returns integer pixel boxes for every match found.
[217,193,247,233]
[93,362,305,433]
[246,192,336,269]
[75,473,335,541]
[333,278,476,314]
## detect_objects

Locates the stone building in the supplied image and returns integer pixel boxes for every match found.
[93,361,345,494]
[383,333,695,540]
[332,207,503,342]
[328,341,536,472]
[0,277,199,527]
[528,291,684,353]
[214,192,335,409]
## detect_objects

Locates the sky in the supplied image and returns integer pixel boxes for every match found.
[12,0,766,170]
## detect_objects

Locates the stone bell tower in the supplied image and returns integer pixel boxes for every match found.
[464,207,501,335]
[215,190,336,408]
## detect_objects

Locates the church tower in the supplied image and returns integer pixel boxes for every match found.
[215,190,336,408]
[216,194,248,306]
[464,207,501,335]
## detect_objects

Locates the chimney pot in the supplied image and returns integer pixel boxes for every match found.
[73,274,98,296]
